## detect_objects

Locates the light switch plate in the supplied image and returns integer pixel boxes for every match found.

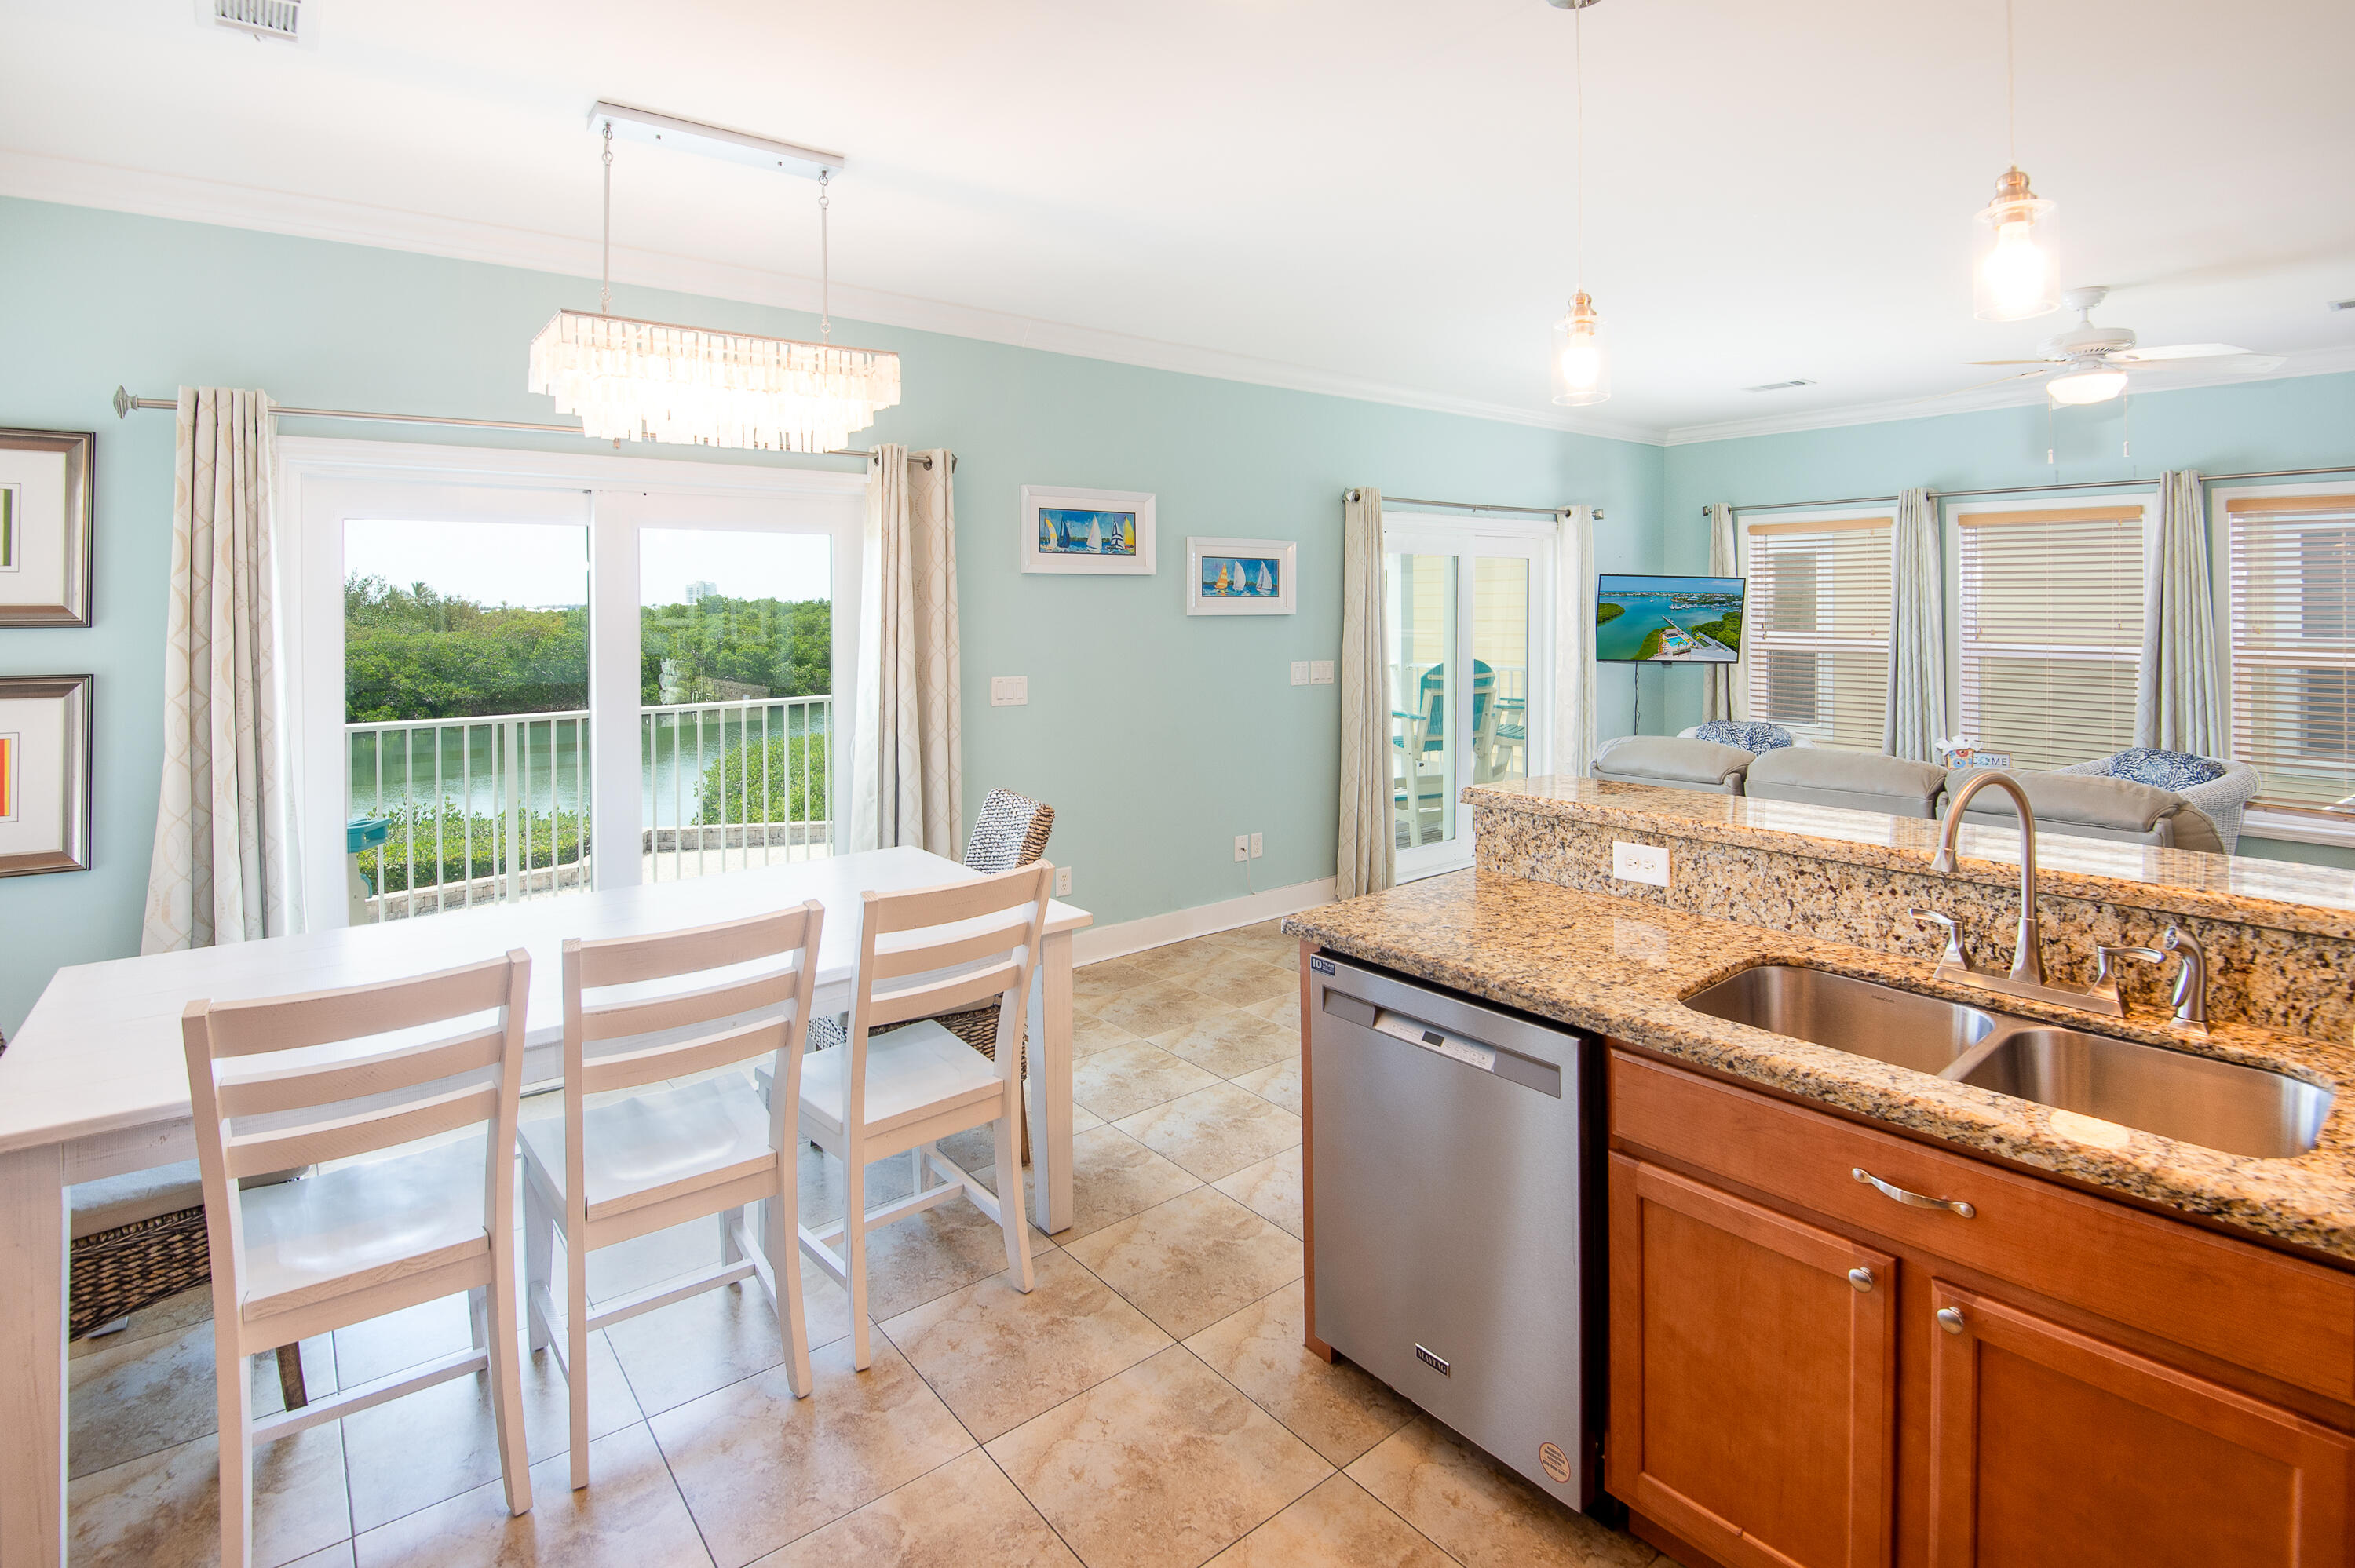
[1309,660,1335,684]
[1291,661,1311,685]
[990,675,1029,707]
[1612,840,1670,887]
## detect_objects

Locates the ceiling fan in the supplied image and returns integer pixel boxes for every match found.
[1962,285,2284,405]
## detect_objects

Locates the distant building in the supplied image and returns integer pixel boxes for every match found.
[685,580,719,603]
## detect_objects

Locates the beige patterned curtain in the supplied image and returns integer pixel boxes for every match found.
[1702,503,1745,723]
[141,388,301,953]
[850,445,963,858]
[2137,469,2225,755]
[1883,487,1947,761]
[1335,487,1393,899]
[1556,507,1598,777]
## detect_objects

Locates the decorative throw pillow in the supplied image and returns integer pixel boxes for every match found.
[2100,747,2226,791]
[1694,720,1795,754]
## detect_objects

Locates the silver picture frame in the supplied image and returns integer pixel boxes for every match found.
[0,674,93,877]
[0,428,95,628]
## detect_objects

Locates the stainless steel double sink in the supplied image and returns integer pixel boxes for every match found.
[1681,965,2333,1159]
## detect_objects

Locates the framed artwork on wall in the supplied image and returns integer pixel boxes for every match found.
[0,675,93,877]
[1021,485,1155,575]
[1186,536,1297,616]
[0,428,94,627]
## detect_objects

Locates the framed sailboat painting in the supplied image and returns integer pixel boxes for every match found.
[1020,485,1155,576]
[1186,536,1296,616]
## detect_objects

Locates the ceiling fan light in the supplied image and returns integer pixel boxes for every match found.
[1973,167,2060,322]
[2046,367,2128,406]
[1550,294,1611,406]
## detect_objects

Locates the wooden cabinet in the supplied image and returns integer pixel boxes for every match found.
[1608,1046,2355,1568]
[1608,1153,1896,1568]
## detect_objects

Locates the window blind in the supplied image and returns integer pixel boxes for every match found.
[2226,494,2355,817]
[1953,505,2145,771]
[1743,516,1892,749]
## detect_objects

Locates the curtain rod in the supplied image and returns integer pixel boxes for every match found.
[1345,488,1579,520]
[111,388,938,468]
[1711,462,2355,517]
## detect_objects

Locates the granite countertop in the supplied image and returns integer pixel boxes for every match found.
[1285,869,2355,1264]
[1470,775,2355,939]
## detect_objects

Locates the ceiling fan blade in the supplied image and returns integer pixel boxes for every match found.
[2127,352,2287,377]
[2113,342,2251,363]
[1966,358,2057,366]
[1910,368,2053,404]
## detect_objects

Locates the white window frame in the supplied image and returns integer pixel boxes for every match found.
[2207,479,2355,849]
[1381,511,1557,881]
[280,437,867,924]
[1939,489,2156,767]
[1737,505,1893,750]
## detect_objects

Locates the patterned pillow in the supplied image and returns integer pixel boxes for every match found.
[2099,747,2226,791]
[1694,720,1795,754]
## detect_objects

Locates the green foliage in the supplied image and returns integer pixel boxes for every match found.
[355,800,588,895]
[1596,600,1626,625]
[344,575,587,722]
[695,731,830,826]
[1689,607,1743,655]
[641,594,831,705]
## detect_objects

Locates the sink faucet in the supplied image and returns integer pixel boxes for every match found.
[1933,770,2046,988]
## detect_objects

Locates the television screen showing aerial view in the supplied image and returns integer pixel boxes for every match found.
[1595,574,1744,663]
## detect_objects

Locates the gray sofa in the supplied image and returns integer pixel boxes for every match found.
[1948,768,2229,853]
[2053,753,2262,853]
[1591,735,1754,795]
[1744,748,1949,818]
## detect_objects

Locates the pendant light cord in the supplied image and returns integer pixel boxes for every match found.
[2004,0,2017,169]
[600,120,614,315]
[1574,3,1586,295]
[818,170,832,341]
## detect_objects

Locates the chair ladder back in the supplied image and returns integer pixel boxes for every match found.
[847,863,1054,1106]
[198,957,518,1057]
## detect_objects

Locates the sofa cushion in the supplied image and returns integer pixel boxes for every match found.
[1692,720,1795,755]
[2098,747,2228,790]
[1951,770,2228,853]
[1594,735,1755,790]
[1745,749,1950,819]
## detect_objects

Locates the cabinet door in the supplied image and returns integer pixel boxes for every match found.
[1927,1282,2355,1568]
[1609,1154,1897,1568]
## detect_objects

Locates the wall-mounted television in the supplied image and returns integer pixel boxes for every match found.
[1597,574,1745,663]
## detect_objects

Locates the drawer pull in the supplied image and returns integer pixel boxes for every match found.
[1937,1306,1968,1335]
[1853,1166,1977,1219]
[1847,1266,1875,1293]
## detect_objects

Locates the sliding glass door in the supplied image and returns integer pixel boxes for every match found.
[1383,514,1550,879]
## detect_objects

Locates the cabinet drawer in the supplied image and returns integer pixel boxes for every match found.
[1609,1048,2355,1402]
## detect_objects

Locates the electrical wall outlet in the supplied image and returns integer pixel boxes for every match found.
[1055,866,1072,896]
[1309,660,1335,684]
[990,675,1029,707]
[1234,834,1251,863]
[1250,833,1263,859]
[1612,840,1670,888]
[1291,661,1311,685]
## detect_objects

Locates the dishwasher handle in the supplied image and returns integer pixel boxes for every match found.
[1319,986,1564,1097]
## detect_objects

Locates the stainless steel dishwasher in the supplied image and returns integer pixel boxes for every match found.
[1308,951,1603,1511]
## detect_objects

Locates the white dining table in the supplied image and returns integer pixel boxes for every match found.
[0,845,1089,1568]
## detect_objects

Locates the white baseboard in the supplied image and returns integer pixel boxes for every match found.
[1072,877,1336,968]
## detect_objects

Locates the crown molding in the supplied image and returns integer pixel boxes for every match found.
[1659,345,2355,447]
[0,149,1667,447]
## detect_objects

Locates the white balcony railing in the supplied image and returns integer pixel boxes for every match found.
[347,694,833,922]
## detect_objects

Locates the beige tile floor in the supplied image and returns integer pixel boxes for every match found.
[64,920,1674,1568]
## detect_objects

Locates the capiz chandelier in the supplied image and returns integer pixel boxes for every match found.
[529,103,901,451]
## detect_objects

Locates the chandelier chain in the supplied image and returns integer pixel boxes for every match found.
[600,120,613,315]
[819,169,832,341]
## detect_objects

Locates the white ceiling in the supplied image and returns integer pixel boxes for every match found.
[5,0,2353,442]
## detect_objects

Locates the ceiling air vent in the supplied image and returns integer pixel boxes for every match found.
[1742,378,1819,393]
[208,0,302,42]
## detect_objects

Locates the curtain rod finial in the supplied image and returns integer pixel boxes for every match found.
[111,386,133,420]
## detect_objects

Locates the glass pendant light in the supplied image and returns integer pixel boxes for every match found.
[1973,0,2060,321]
[1549,0,1611,406]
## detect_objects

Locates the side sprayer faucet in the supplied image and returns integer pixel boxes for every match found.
[1912,769,2211,1030]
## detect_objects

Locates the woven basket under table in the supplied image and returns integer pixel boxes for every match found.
[70,1205,212,1340]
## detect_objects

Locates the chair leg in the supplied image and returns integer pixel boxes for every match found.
[566,1220,592,1491]
[768,1172,813,1399]
[274,1342,309,1411]
[485,1260,534,1517]
[467,1285,490,1351]
[845,1152,871,1370]
[523,1183,553,1352]
[992,1090,1035,1293]
[719,1205,744,1267]
[217,1345,256,1568]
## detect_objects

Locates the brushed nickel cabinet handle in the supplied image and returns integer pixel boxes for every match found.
[1852,1166,1977,1219]
[1937,1306,1968,1335]
[1847,1267,1875,1293]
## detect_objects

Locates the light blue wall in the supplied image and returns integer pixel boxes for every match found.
[1655,371,2355,870]
[0,196,1665,1036]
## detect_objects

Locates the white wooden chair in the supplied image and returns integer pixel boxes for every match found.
[520,900,824,1490]
[182,950,535,1568]
[802,862,1053,1369]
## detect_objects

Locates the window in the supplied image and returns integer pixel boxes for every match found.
[1742,514,1891,749]
[1951,504,2145,771]
[2223,491,2355,818]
